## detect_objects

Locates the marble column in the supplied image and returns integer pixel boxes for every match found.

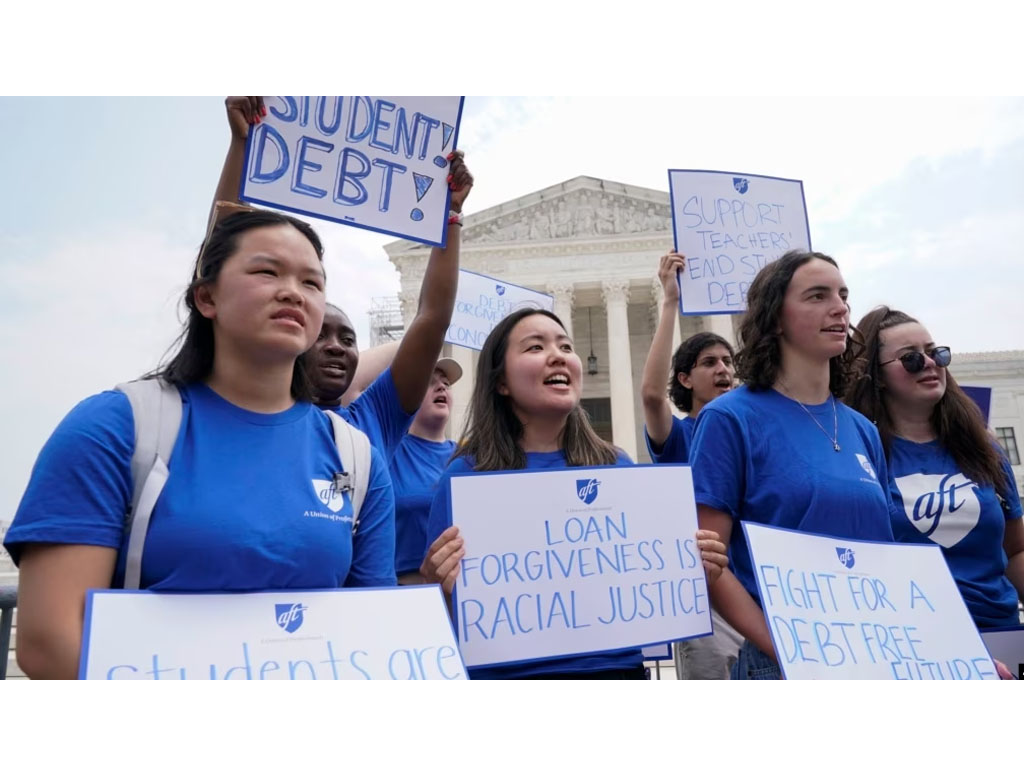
[602,279,638,460]
[548,283,575,341]
[703,313,738,350]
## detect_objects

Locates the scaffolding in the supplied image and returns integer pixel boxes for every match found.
[367,295,406,347]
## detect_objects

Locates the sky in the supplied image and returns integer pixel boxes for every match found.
[1,5,1023,522]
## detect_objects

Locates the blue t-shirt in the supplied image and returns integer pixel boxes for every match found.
[888,437,1023,629]
[329,367,413,460]
[4,383,396,590]
[645,415,695,464]
[426,449,645,679]
[390,434,457,576]
[689,386,895,604]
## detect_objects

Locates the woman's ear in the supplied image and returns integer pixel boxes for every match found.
[677,371,692,391]
[497,379,510,396]
[194,283,217,320]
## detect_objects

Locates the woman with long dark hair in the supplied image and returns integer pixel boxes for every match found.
[690,250,895,679]
[420,307,729,679]
[846,306,1023,629]
[4,209,397,679]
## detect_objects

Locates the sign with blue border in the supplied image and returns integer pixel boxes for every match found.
[667,169,811,315]
[642,643,672,661]
[446,268,555,351]
[79,585,466,680]
[241,96,464,248]
[980,626,1024,680]
[742,522,999,679]
[449,464,712,669]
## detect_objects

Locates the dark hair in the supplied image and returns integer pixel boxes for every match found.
[153,210,325,400]
[668,332,734,411]
[734,249,859,396]
[454,308,618,470]
[845,306,1009,495]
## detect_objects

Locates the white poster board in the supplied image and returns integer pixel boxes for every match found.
[449,464,712,670]
[668,169,811,314]
[980,626,1024,680]
[79,585,466,680]
[642,643,672,661]
[743,522,998,680]
[241,96,464,247]
[446,269,555,351]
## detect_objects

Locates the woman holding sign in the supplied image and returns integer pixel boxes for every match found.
[846,307,1024,629]
[421,307,729,679]
[4,207,397,679]
[690,250,896,680]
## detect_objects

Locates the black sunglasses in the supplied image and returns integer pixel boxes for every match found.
[880,346,951,374]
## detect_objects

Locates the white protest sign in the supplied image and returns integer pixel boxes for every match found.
[642,643,672,661]
[450,465,712,670]
[241,96,464,247]
[980,627,1024,680]
[446,269,555,351]
[743,522,998,680]
[79,585,466,680]
[668,170,811,314]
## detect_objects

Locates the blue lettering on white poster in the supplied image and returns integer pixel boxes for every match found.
[446,269,554,351]
[241,96,464,248]
[667,170,811,315]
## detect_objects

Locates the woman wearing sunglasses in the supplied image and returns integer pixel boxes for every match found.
[846,306,1024,630]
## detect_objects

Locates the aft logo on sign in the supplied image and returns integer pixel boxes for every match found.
[275,603,307,633]
[733,177,749,194]
[836,547,855,569]
[495,284,506,296]
[576,478,600,505]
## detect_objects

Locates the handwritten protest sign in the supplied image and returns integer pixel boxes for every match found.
[961,386,992,424]
[79,585,466,680]
[241,96,464,247]
[449,465,711,669]
[668,170,811,314]
[446,269,554,351]
[743,522,998,680]
[980,627,1024,680]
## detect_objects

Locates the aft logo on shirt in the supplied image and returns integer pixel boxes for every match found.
[312,478,345,512]
[576,478,601,505]
[275,603,306,633]
[894,472,981,548]
[855,453,878,482]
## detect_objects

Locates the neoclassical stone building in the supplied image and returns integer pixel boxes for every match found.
[385,175,738,461]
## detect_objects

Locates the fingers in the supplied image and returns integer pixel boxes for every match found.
[420,527,464,585]
[696,530,728,584]
[447,152,473,193]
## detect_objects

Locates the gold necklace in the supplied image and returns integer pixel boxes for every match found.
[777,382,841,452]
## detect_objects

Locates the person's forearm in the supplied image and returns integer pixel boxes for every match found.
[640,298,679,445]
[708,569,775,659]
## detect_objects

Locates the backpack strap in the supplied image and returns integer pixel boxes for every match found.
[325,410,372,533]
[115,379,183,590]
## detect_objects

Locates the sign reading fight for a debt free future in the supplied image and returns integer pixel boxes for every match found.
[79,586,466,680]
[241,97,464,248]
[743,523,998,680]
[668,170,811,315]
[446,269,555,351]
[449,465,712,669]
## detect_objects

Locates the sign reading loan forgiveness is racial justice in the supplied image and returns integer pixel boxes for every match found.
[80,586,467,680]
[449,465,712,669]
[446,269,554,351]
[668,170,811,315]
[743,522,999,680]
[241,97,464,248]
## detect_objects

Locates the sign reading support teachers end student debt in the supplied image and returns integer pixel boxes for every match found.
[668,170,811,314]
[449,465,712,669]
[241,97,464,248]
[79,586,466,680]
[446,269,555,351]
[742,523,998,680]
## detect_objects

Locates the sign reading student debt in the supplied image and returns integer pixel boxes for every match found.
[668,170,811,314]
[447,269,555,351]
[743,523,998,680]
[79,586,466,680]
[241,96,465,248]
[449,465,712,669]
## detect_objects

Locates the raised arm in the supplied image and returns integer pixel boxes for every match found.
[389,151,474,413]
[341,341,400,407]
[640,251,685,449]
[206,96,265,233]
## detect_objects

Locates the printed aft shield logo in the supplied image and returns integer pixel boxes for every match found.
[855,453,878,481]
[733,177,749,194]
[894,471,981,548]
[275,603,307,633]
[576,478,600,505]
[495,283,506,296]
[312,478,345,512]
[836,547,855,569]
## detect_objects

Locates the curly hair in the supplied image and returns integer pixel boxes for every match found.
[734,250,860,397]
[668,332,734,412]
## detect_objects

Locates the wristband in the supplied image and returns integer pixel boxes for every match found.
[448,210,464,226]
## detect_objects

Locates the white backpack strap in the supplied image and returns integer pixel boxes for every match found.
[325,410,372,533]
[115,379,182,589]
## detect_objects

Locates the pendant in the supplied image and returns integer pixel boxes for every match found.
[834,443,841,452]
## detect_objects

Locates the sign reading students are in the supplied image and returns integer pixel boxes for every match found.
[449,465,712,670]
[241,97,464,247]
[668,170,811,315]
[446,269,555,351]
[743,522,999,680]
[79,586,466,680]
